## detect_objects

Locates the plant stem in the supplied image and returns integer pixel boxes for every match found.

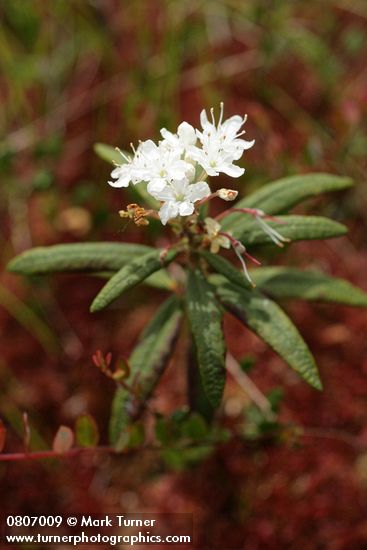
[0,446,115,462]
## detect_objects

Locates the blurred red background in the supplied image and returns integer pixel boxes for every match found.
[1,1,367,548]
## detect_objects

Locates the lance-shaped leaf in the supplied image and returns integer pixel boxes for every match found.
[144,270,176,290]
[93,269,176,291]
[221,173,352,230]
[186,269,226,407]
[231,215,347,246]
[90,248,178,312]
[252,267,367,307]
[213,276,322,390]
[94,142,158,208]
[201,250,253,290]
[109,296,182,445]
[8,242,153,275]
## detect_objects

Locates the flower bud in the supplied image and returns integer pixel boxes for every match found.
[217,188,238,201]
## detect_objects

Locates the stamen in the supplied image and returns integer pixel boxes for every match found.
[233,243,255,287]
[135,141,151,162]
[210,107,216,126]
[255,216,289,247]
[216,207,289,248]
[115,147,132,163]
[218,232,259,287]
[219,102,224,127]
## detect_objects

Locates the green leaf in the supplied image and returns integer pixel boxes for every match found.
[130,297,181,395]
[90,248,178,312]
[155,416,172,446]
[252,267,367,307]
[89,269,175,290]
[213,276,322,390]
[109,296,182,445]
[161,447,187,470]
[186,269,226,408]
[155,411,210,444]
[126,422,145,448]
[201,251,253,289]
[94,142,158,208]
[221,173,352,230]
[244,403,280,440]
[181,413,209,441]
[267,387,284,413]
[231,215,347,246]
[75,414,99,448]
[94,142,124,165]
[7,242,153,275]
[115,422,145,452]
[145,269,176,290]
[162,445,213,470]
[8,241,175,291]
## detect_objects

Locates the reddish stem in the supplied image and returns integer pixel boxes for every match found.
[196,192,217,206]
[218,232,261,266]
[0,446,115,462]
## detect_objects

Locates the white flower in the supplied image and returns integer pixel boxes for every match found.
[189,103,255,177]
[199,108,255,158]
[160,121,197,154]
[137,140,192,194]
[108,151,140,188]
[108,140,192,192]
[108,103,255,220]
[189,140,244,177]
[150,178,211,225]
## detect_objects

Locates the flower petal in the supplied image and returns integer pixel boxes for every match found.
[219,164,245,178]
[217,235,231,249]
[200,109,212,131]
[177,122,197,146]
[158,201,179,225]
[178,200,195,217]
[147,178,169,195]
[160,128,174,141]
[108,178,130,188]
[138,139,158,156]
[204,217,220,237]
[188,181,211,202]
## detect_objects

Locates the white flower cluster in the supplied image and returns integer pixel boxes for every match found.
[109,103,254,225]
